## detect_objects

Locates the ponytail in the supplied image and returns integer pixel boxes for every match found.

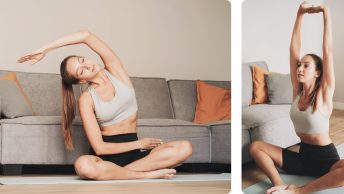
[60,55,78,151]
[61,80,76,150]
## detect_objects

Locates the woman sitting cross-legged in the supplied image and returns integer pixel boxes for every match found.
[18,29,193,180]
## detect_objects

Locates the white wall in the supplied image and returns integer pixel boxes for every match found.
[243,0,323,73]
[327,0,344,106]
[243,0,344,104]
[0,0,230,81]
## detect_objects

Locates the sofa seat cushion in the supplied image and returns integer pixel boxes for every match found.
[0,116,83,125]
[208,120,230,164]
[242,123,250,130]
[205,120,231,126]
[0,119,88,164]
[250,117,300,148]
[242,104,291,128]
[137,118,210,163]
[242,127,252,163]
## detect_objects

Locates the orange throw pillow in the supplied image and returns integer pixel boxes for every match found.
[252,64,269,104]
[0,72,34,113]
[193,80,231,124]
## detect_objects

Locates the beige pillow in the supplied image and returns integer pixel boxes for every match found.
[0,72,34,112]
[0,80,34,118]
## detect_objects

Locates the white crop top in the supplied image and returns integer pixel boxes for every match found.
[88,69,138,126]
[289,94,329,134]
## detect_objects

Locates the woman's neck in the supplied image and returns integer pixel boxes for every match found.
[302,80,316,97]
[89,71,107,87]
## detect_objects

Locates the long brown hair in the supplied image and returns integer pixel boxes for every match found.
[298,54,323,113]
[60,55,78,150]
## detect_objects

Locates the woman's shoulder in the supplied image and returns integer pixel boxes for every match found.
[79,90,94,107]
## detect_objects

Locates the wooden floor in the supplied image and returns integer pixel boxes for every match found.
[242,109,344,189]
[0,181,230,194]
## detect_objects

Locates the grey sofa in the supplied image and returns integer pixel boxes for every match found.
[0,70,230,175]
[241,61,300,163]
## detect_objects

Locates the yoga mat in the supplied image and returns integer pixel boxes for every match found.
[243,144,344,194]
[0,173,230,185]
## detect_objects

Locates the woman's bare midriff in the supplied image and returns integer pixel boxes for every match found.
[100,113,138,136]
[297,132,332,146]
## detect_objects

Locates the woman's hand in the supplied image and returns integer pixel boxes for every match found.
[18,49,46,65]
[138,138,163,150]
[308,5,326,14]
[266,184,299,194]
[298,1,312,15]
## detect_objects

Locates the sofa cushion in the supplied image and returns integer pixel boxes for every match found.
[265,73,293,104]
[206,120,231,126]
[0,122,88,164]
[0,72,34,113]
[137,118,210,163]
[193,80,231,124]
[131,78,174,119]
[0,81,34,118]
[250,118,300,148]
[242,61,268,107]
[0,116,82,125]
[242,104,291,129]
[252,65,269,104]
[242,123,250,130]
[168,80,230,121]
[208,120,230,164]
[0,71,82,116]
[242,127,251,163]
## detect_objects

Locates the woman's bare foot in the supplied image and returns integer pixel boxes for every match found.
[144,169,176,179]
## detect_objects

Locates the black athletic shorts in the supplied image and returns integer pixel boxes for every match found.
[282,142,340,177]
[89,133,151,167]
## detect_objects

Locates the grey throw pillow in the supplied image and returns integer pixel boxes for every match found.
[0,80,34,118]
[265,73,292,104]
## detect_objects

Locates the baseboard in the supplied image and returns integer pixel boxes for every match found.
[334,102,344,110]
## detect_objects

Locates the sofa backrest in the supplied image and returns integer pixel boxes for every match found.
[168,80,231,122]
[0,70,175,119]
[131,77,174,119]
[0,70,82,116]
[242,61,268,108]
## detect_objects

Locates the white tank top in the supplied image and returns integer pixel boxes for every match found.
[87,69,138,126]
[289,94,329,134]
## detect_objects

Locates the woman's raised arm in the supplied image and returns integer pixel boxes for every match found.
[320,6,335,99]
[290,1,310,100]
[18,30,123,71]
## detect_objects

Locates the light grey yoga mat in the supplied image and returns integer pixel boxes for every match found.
[0,173,230,185]
[243,144,344,194]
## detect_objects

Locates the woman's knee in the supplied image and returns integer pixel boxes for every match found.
[330,160,344,171]
[74,155,100,179]
[249,141,265,155]
[178,140,193,158]
[167,140,193,161]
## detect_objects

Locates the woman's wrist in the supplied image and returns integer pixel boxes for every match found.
[135,140,142,149]
[322,6,328,14]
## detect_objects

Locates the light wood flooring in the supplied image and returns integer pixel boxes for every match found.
[0,181,230,194]
[0,169,230,193]
[242,109,344,189]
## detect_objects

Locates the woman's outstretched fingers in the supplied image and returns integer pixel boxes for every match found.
[18,50,45,64]
[266,185,289,194]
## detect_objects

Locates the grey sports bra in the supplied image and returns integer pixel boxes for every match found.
[289,94,329,134]
[87,69,138,127]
